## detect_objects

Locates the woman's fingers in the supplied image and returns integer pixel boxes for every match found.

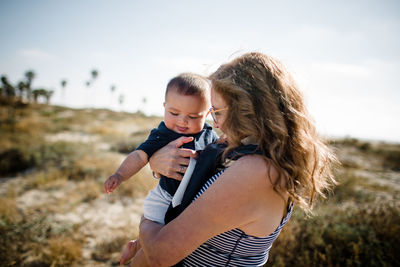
[177,148,198,159]
[149,136,197,180]
[176,155,191,166]
[171,136,194,148]
[178,165,186,174]
[167,168,184,181]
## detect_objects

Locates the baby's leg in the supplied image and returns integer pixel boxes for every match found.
[121,184,171,265]
[120,239,141,265]
[142,183,172,224]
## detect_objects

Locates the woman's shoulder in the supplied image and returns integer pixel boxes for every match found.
[229,154,279,185]
[219,154,287,236]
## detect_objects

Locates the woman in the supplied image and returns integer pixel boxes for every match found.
[122,52,337,266]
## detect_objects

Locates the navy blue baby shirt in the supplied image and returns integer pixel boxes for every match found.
[136,121,218,195]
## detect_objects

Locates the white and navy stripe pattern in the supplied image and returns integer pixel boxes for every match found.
[183,169,293,267]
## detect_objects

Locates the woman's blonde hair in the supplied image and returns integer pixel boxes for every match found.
[209,52,337,212]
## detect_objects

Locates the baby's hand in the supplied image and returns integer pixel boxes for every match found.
[104,174,123,194]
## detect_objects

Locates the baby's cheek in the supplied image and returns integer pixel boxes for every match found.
[197,119,207,131]
[163,115,175,130]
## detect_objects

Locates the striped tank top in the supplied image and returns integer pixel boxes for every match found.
[183,169,293,267]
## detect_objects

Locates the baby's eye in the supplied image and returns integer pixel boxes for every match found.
[188,116,200,119]
[170,112,178,116]
[214,112,221,116]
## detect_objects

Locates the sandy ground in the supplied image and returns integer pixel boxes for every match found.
[0,176,146,266]
[2,112,398,265]
[0,128,151,266]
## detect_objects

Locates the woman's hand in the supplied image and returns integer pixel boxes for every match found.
[149,136,198,181]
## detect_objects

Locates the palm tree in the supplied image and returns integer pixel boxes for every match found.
[61,80,67,89]
[91,69,98,80]
[17,81,27,101]
[32,89,41,103]
[60,79,67,104]
[45,90,54,104]
[142,97,147,113]
[119,94,124,112]
[1,76,16,98]
[32,88,53,104]
[110,84,116,109]
[86,69,99,108]
[24,70,35,102]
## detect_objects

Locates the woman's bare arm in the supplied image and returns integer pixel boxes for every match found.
[128,248,149,267]
[139,155,287,266]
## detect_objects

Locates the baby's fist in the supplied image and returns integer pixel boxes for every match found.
[104,174,123,194]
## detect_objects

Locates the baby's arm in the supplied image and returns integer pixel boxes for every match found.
[104,150,148,194]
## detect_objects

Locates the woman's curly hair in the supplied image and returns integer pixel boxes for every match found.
[209,52,338,212]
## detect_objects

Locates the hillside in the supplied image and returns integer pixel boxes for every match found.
[1,102,399,266]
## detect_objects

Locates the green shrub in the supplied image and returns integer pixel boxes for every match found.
[92,235,128,262]
[29,141,78,168]
[0,148,35,176]
[0,141,83,178]
[0,201,82,266]
[267,203,400,267]
[112,139,141,154]
[381,149,400,171]
[110,130,149,154]
[330,171,377,203]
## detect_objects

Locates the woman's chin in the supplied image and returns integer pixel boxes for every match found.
[217,134,229,144]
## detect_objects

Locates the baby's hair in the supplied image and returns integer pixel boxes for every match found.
[165,73,210,99]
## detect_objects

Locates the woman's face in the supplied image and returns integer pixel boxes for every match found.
[210,88,228,135]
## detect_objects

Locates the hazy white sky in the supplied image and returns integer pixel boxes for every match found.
[1,0,399,142]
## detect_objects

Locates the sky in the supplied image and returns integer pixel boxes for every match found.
[1,0,399,142]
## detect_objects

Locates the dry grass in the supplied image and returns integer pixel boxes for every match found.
[1,104,399,266]
[268,202,400,267]
[331,169,378,203]
[113,167,158,198]
[0,197,83,266]
[26,168,68,189]
[76,179,104,203]
[267,138,400,267]
[21,236,83,267]
[92,235,132,263]
[0,196,20,223]
[0,104,161,266]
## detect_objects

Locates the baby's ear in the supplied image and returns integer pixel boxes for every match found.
[163,102,165,107]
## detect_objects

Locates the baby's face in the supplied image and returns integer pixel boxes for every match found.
[164,89,210,135]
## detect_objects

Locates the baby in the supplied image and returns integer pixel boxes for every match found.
[104,72,218,225]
